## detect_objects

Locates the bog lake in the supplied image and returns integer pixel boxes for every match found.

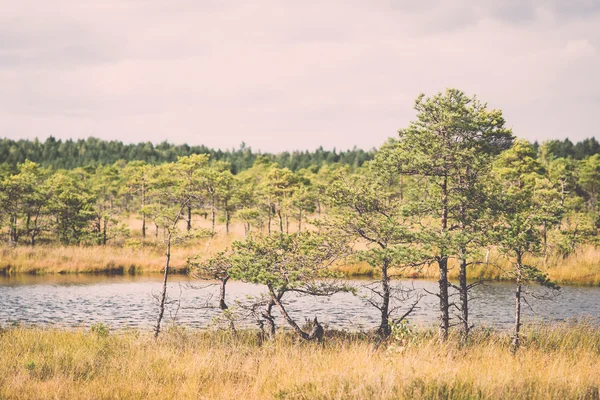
[1,274,599,331]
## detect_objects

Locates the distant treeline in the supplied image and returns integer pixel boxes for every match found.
[531,138,600,160]
[3,89,600,349]
[2,136,600,173]
[0,137,374,173]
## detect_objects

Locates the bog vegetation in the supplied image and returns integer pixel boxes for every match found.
[2,89,600,352]
[1,322,600,400]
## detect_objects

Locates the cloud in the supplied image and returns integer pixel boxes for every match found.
[0,0,599,152]
[562,39,597,59]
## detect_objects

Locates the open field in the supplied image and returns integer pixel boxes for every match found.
[0,322,599,399]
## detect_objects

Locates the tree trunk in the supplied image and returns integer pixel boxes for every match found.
[262,300,276,340]
[512,255,523,353]
[9,215,18,244]
[211,195,216,235]
[225,204,230,235]
[438,257,450,342]
[438,174,450,342]
[270,287,310,340]
[187,206,192,231]
[378,261,391,336]
[219,277,229,310]
[459,256,469,342]
[399,175,404,201]
[298,210,302,232]
[267,206,272,234]
[278,210,283,233]
[25,213,31,243]
[28,215,37,247]
[102,217,107,246]
[457,171,470,343]
[141,181,146,239]
[543,221,548,266]
[219,276,235,332]
[308,317,324,344]
[154,233,172,338]
[30,214,38,247]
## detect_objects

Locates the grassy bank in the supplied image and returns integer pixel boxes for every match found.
[1,322,599,399]
[2,239,600,286]
[335,245,600,286]
[0,218,242,275]
[0,244,198,275]
[0,234,236,275]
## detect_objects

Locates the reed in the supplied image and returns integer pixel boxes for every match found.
[2,220,600,285]
[0,322,598,399]
[334,245,600,286]
[0,232,240,275]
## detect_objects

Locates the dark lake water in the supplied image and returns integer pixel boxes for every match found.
[1,274,599,331]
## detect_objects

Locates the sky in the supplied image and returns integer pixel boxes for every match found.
[0,0,599,152]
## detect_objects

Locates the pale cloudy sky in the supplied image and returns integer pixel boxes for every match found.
[1,0,599,152]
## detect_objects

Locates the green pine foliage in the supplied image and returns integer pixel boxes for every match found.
[2,89,600,347]
[0,137,373,173]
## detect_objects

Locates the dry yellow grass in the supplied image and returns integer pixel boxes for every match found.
[0,322,599,399]
[542,246,600,286]
[3,242,600,285]
[0,219,283,275]
[335,245,600,285]
[0,238,234,275]
[0,219,244,275]
[2,215,600,285]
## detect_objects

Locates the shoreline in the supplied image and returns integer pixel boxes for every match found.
[2,243,600,286]
[2,266,600,287]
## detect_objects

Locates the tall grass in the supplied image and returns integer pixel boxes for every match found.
[0,233,238,275]
[0,322,599,399]
[2,218,600,285]
[335,245,600,285]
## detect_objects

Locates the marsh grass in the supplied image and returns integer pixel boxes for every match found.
[0,234,238,275]
[0,322,599,399]
[1,218,599,285]
[334,245,600,285]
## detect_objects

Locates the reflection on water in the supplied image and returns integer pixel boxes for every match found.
[1,274,599,331]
